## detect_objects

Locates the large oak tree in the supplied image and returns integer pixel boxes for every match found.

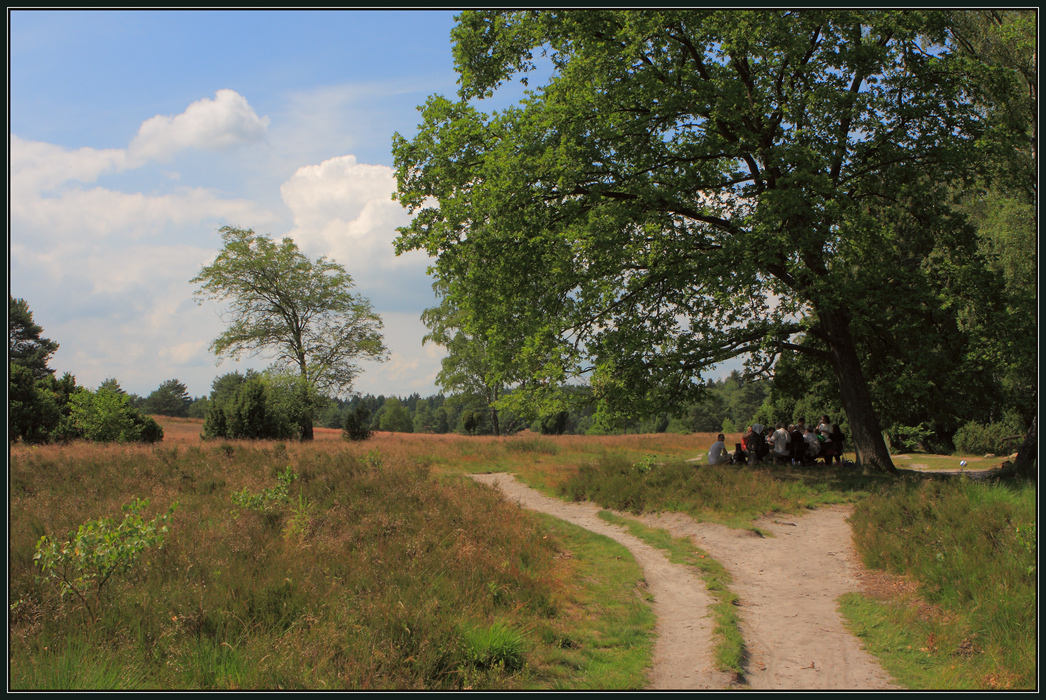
[394,10,1005,472]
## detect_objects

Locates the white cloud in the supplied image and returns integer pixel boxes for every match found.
[128,89,270,164]
[11,185,274,250]
[280,155,429,288]
[10,89,445,399]
[10,134,127,192]
[11,89,269,195]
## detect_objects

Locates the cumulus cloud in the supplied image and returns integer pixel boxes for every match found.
[10,89,278,279]
[11,90,269,195]
[128,89,270,164]
[280,155,430,291]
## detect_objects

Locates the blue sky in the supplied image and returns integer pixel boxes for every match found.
[10,9,468,400]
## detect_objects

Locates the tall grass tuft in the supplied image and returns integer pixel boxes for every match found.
[459,619,528,672]
[848,477,1036,689]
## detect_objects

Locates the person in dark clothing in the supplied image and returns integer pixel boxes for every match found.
[830,424,846,464]
[789,423,804,464]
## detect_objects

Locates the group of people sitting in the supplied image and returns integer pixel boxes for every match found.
[707,415,846,466]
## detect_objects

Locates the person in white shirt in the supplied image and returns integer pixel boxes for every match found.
[769,423,791,462]
[708,433,730,465]
[803,426,822,460]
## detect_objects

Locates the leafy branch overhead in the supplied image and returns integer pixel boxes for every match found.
[392,10,1035,473]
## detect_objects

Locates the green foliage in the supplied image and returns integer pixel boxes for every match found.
[191,226,388,417]
[422,283,516,436]
[1013,522,1036,576]
[538,410,569,436]
[66,388,164,443]
[952,412,1026,456]
[187,396,211,419]
[203,371,322,441]
[342,404,374,441]
[265,371,328,440]
[460,408,481,436]
[393,9,1009,472]
[9,362,66,444]
[459,620,527,672]
[142,378,193,417]
[8,297,79,445]
[9,296,59,380]
[230,467,297,516]
[33,498,177,619]
[376,397,414,433]
[886,423,936,455]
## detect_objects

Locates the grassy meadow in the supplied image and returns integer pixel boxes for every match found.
[8,419,1037,689]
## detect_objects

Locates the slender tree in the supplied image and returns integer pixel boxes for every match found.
[191,226,388,439]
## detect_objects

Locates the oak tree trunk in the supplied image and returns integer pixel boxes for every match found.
[299,416,314,441]
[819,308,897,474]
[1010,414,1037,480]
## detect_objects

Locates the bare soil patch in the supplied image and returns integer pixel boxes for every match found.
[471,472,900,690]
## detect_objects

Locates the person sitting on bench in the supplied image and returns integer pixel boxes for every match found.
[708,433,731,465]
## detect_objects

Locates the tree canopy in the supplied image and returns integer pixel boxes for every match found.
[420,283,520,436]
[10,296,59,381]
[142,378,193,418]
[393,10,1016,472]
[191,226,388,439]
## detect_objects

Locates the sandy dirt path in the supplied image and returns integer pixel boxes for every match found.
[470,472,899,691]
[470,473,736,690]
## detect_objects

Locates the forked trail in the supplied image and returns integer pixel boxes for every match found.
[470,473,899,691]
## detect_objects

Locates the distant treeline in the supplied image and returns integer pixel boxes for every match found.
[153,369,772,437]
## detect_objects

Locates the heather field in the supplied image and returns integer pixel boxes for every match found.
[9,421,715,690]
[8,419,1036,689]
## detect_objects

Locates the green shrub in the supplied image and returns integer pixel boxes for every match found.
[65,388,164,443]
[33,498,177,619]
[539,410,569,436]
[230,467,297,515]
[952,412,1026,455]
[204,374,302,441]
[343,404,374,441]
[885,422,934,453]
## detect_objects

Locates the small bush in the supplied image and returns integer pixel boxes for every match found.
[952,413,1025,455]
[230,467,297,515]
[885,422,934,454]
[65,388,164,443]
[33,498,177,619]
[343,405,374,441]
